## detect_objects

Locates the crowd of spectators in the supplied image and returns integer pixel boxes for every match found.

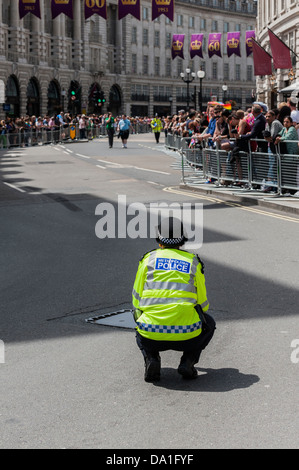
[0,112,151,146]
[163,99,299,194]
[1,102,298,194]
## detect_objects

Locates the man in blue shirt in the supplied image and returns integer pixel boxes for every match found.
[118,114,131,148]
[197,107,221,147]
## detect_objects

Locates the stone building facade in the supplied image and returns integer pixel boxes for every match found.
[0,0,256,119]
[256,0,299,109]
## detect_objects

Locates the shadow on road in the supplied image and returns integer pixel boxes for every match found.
[153,367,260,392]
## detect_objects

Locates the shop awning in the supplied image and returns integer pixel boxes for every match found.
[278,81,299,93]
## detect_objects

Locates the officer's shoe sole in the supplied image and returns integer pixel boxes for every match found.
[178,363,198,380]
[144,358,161,382]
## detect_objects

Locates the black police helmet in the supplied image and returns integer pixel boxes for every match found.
[156,217,188,247]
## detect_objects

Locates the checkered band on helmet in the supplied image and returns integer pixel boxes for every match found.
[156,217,188,247]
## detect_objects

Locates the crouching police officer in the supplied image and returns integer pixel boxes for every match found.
[132,217,216,382]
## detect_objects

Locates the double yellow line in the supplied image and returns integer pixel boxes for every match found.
[163,186,299,224]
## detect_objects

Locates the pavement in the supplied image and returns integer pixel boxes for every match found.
[179,179,299,217]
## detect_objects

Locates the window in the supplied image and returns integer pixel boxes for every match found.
[143,55,148,75]
[166,32,171,48]
[132,54,137,74]
[177,58,183,75]
[212,62,218,80]
[177,15,183,27]
[200,18,206,30]
[131,27,137,44]
[224,63,229,80]
[155,57,160,76]
[142,7,148,20]
[235,64,241,81]
[224,22,229,33]
[154,31,160,47]
[247,65,252,82]
[212,21,218,32]
[142,29,148,45]
[166,58,171,77]
[189,17,195,28]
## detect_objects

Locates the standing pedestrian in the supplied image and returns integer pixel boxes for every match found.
[132,217,216,382]
[79,114,86,140]
[105,112,115,148]
[118,114,131,148]
[150,114,163,143]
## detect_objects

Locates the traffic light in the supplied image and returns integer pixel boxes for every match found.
[96,91,106,105]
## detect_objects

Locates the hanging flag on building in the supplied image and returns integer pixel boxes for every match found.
[171,34,185,60]
[152,0,174,22]
[245,30,255,56]
[190,34,204,59]
[208,33,222,58]
[118,0,140,20]
[227,32,241,57]
[51,0,73,19]
[85,0,107,20]
[268,29,292,70]
[252,39,272,76]
[19,0,41,19]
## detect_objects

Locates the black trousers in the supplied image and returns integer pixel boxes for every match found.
[154,132,160,143]
[107,129,114,147]
[136,313,216,364]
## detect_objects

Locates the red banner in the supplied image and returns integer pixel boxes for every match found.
[252,40,272,76]
[268,29,292,70]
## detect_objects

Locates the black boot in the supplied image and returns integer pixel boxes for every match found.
[144,354,161,382]
[178,356,198,379]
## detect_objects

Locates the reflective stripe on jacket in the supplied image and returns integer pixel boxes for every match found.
[132,248,209,341]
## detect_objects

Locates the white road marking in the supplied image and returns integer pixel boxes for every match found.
[3,182,26,193]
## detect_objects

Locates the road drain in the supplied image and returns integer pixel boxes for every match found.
[86,309,136,329]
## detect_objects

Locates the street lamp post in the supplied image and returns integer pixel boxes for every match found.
[61,89,66,112]
[180,68,196,111]
[222,84,228,104]
[197,70,206,112]
[169,95,173,115]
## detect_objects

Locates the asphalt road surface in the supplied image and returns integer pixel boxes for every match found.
[0,134,298,449]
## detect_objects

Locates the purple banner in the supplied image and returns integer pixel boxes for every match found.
[118,0,140,20]
[85,0,107,20]
[246,30,255,57]
[227,32,241,57]
[51,0,73,19]
[208,33,222,58]
[152,0,174,22]
[190,34,204,59]
[171,34,185,60]
[19,0,41,19]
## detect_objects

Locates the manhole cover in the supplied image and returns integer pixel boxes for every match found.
[86,309,136,329]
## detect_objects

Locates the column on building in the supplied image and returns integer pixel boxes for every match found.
[0,0,4,59]
[31,10,42,62]
[52,13,61,66]
[10,0,21,61]
[73,0,82,68]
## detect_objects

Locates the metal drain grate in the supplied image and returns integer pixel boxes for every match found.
[86,309,136,329]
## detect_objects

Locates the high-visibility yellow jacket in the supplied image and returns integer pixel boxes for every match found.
[132,248,209,341]
[150,118,163,132]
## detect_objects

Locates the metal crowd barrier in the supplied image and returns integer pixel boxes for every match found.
[165,134,299,195]
[0,122,151,150]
